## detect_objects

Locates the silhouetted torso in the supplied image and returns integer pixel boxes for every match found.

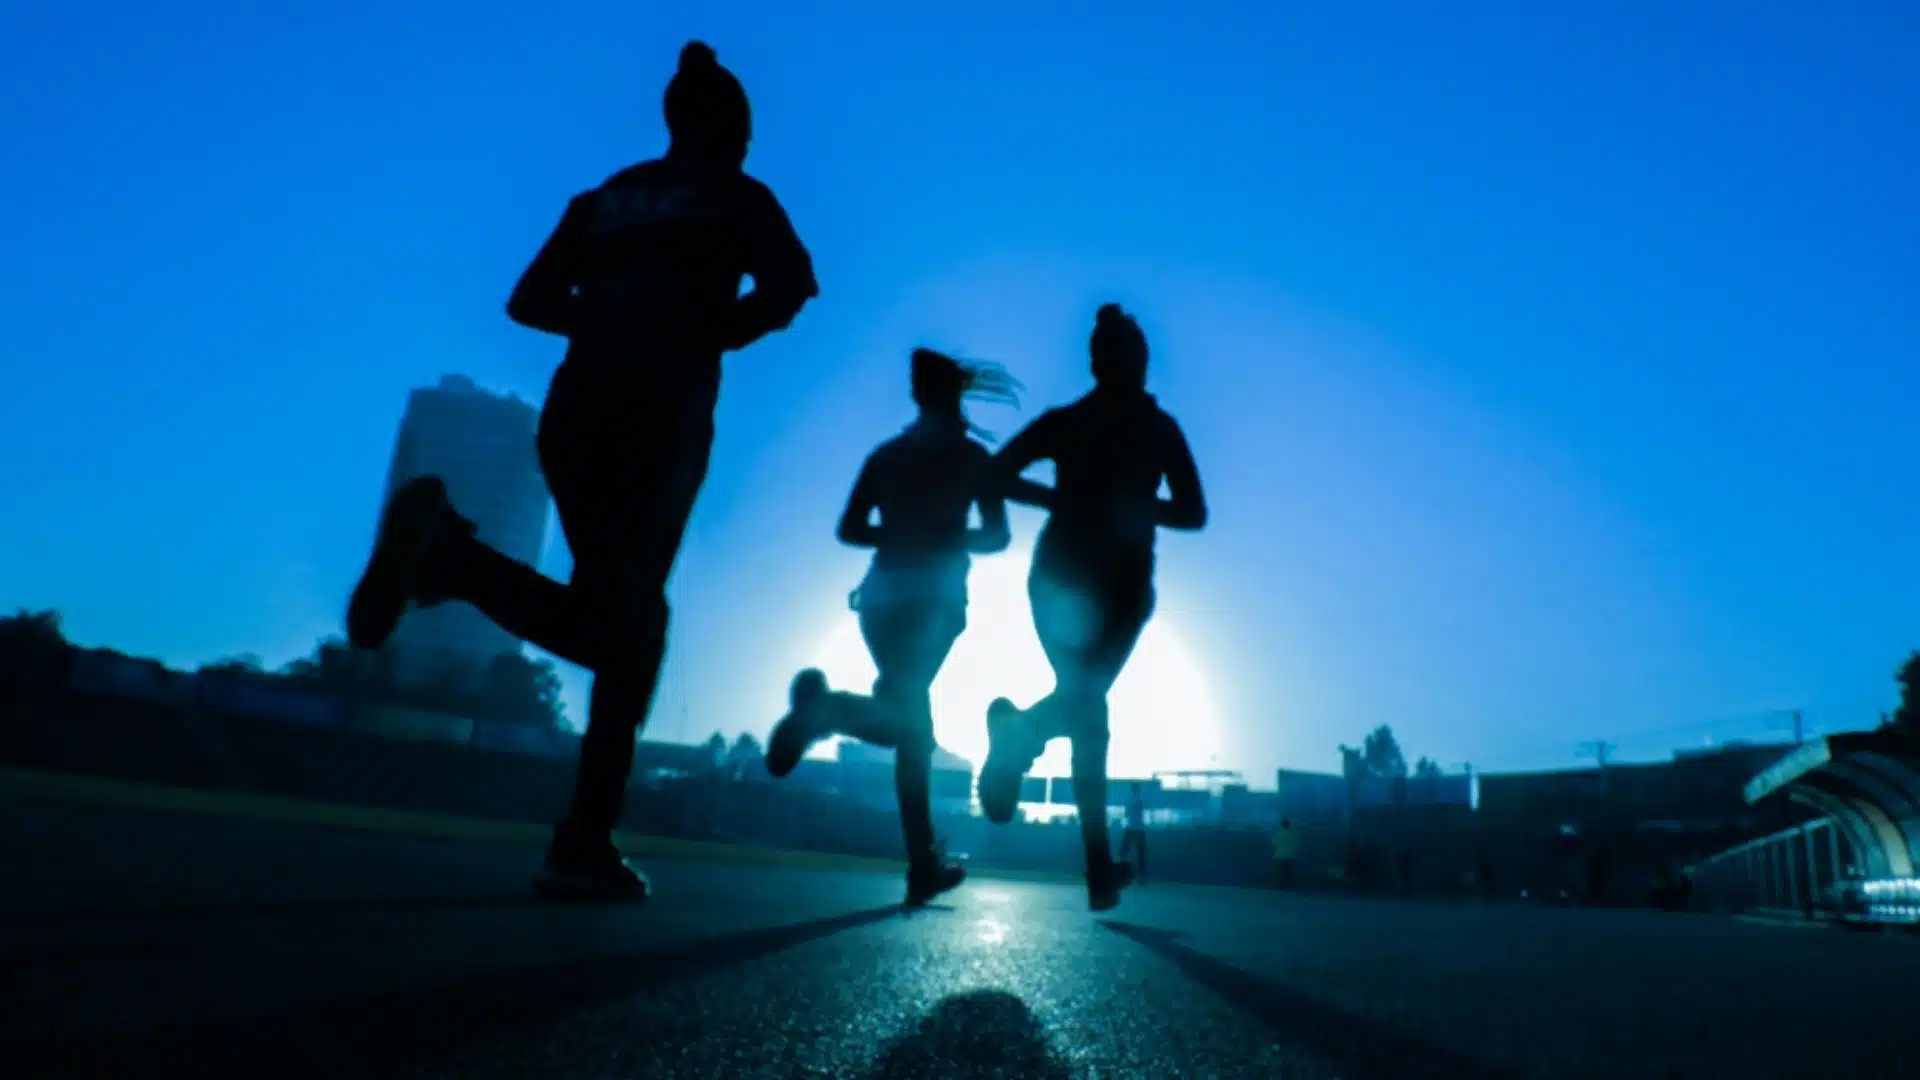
[1025,388,1188,581]
[859,419,992,604]
[554,154,813,413]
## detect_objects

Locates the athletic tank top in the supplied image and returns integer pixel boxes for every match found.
[854,418,993,611]
[1028,389,1186,585]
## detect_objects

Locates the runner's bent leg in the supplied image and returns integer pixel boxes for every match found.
[1022,575,1110,744]
[348,481,596,666]
[976,572,1093,824]
[1065,580,1151,877]
[890,696,937,867]
[556,409,713,850]
[431,538,597,668]
[769,596,951,773]
[861,600,962,867]
[370,364,608,670]
[530,388,712,901]
[1068,701,1114,870]
[1026,571,1105,863]
[1028,570,1150,908]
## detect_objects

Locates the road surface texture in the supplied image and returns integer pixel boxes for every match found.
[2,796,1915,1079]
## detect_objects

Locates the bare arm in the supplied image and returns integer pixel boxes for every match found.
[1154,415,1208,531]
[835,456,884,549]
[966,447,1013,554]
[505,194,594,338]
[720,181,820,353]
[990,411,1063,510]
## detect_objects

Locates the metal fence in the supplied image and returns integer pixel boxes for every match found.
[1686,818,1846,919]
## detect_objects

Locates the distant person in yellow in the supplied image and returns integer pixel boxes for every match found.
[1118,783,1149,881]
[1272,818,1300,889]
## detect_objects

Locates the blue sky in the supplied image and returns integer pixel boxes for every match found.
[1,1,1915,779]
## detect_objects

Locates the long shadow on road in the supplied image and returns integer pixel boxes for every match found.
[1101,921,1523,1080]
[20,904,904,1080]
[2,890,540,927]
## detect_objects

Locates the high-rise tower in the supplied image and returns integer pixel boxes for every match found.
[379,375,549,686]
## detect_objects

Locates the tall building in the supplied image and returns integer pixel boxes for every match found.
[379,375,550,687]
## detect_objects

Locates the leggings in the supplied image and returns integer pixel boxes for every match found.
[434,361,715,849]
[1024,562,1154,869]
[828,594,965,865]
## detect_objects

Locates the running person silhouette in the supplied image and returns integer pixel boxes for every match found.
[343,42,818,903]
[975,304,1208,911]
[765,348,1020,906]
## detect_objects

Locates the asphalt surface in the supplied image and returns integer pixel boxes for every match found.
[2,798,1917,1080]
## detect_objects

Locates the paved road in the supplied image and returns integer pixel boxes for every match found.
[2,798,1915,1079]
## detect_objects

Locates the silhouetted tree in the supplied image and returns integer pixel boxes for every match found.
[477,651,566,728]
[526,655,566,726]
[0,608,65,646]
[702,731,729,772]
[200,654,267,677]
[0,608,75,688]
[1339,724,1408,780]
[726,732,764,777]
[1413,756,1444,779]
[416,659,471,714]
[281,637,384,700]
[1891,651,1920,735]
[276,639,558,727]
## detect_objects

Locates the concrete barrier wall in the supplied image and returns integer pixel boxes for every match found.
[0,685,1770,898]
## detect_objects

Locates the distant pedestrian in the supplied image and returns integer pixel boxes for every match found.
[1118,782,1150,881]
[1272,818,1300,889]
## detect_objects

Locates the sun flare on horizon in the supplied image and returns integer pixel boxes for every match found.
[807,550,1221,780]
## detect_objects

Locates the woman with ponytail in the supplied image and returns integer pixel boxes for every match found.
[343,41,818,903]
[766,348,1019,906]
[975,304,1209,912]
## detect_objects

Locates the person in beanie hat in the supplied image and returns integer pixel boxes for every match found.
[975,303,1210,912]
[344,41,818,903]
[663,41,752,165]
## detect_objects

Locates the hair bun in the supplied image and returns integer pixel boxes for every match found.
[911,347,963,380]
[679,41,718,72]
[1096,303,1129,327]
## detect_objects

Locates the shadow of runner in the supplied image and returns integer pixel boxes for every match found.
[19,904,905,1080]
[861,990,1072,1080]
[3,890,539,926]
[1100,921,1523,1080]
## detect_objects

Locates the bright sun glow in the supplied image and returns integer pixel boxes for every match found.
[808,549,1221,780]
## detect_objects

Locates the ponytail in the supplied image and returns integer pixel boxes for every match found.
[910,347,1022,442]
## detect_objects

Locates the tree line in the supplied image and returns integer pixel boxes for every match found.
[1,608,566,731]
[15,607,1920,754]
[1886,652,1920,734]
[240,636,567,730]
[1,608,793,753]
[1338,723,1450,782]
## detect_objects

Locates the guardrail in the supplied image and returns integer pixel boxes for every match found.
[1687,730,1920,928]
[1686,818,1849,921]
